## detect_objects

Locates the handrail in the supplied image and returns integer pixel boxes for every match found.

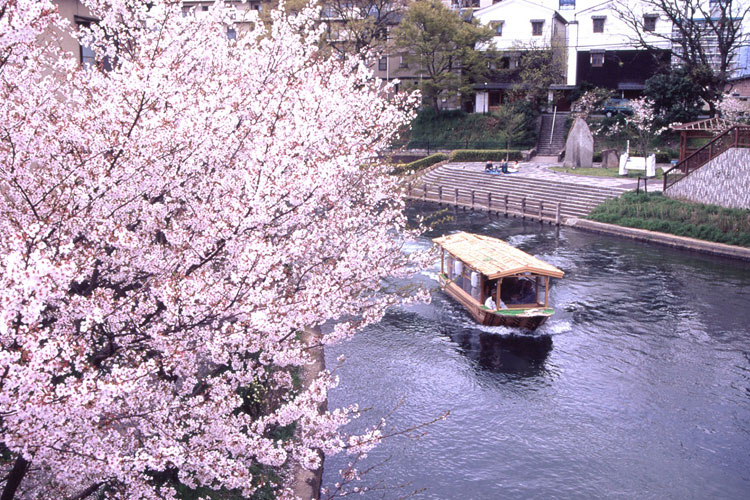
[663,125,750,191]
[549,105,557,147]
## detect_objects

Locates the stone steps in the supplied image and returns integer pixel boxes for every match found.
[536,113,569,156]
[410,165,627,220]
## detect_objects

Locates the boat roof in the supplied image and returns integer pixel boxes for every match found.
[433,232,564,279]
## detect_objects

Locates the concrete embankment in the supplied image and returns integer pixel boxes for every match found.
[567,217,750,262]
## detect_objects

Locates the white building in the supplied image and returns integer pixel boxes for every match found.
[472,0,568,112]
[472,0,675,111]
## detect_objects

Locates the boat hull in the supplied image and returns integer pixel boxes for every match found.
[440,276,552,330]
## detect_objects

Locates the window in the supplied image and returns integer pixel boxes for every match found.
[399,56,408,69]
[591,51,605,67]
[227,27,236,40]
[644,15,657,32]
[593,16,605,33]
[378,57,387,71]
[531,20,544,36]
[201,5,209,11]
[559,0,575,8]
[75,18,96,68]
[75,16,113,71]
[490,21,504,36]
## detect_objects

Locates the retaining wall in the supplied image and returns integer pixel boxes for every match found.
[666,148,750,209]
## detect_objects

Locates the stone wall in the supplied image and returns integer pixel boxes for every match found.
[666,148,750,210]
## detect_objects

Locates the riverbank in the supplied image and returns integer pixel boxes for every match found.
[567,217,750,261]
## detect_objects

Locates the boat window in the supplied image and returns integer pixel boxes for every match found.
[501,277,539,305]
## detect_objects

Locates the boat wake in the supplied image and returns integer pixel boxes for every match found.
[544,320,572,335]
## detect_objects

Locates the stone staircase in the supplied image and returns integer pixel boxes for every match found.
[410,164,627,220]
[536,112,569,157]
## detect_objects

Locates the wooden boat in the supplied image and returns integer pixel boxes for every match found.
[433,232,564,330]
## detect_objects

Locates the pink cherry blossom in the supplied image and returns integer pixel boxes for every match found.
[0,1,430,498]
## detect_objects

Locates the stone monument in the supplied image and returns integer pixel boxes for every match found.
[601,148,620,168]
[563,117,594,168]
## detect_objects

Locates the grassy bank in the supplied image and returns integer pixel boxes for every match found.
[399,107,537,150]
[550,167,665,179]
[588,193,750,247]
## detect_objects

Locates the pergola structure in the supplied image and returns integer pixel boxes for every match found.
[671,117,739,161]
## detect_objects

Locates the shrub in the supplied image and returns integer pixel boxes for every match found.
[588,192,750,247]
[403,105,538,150]
[391,153,448,175]
[448,149,524,162]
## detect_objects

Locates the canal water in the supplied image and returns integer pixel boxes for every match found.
[323,203,750,499]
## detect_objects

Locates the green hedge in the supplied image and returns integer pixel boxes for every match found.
[401,105,538,150]
[391,153,448,175]
[588,192,750,247]
[448,149,523,162]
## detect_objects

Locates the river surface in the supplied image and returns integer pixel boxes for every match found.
[323,203,750,500]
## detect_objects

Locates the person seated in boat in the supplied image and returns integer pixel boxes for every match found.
[518,279,537,304]
[483,294,507,310]
[484,295,496,310]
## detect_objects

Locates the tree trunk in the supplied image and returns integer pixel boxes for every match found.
[708,100,717,118]
[1,457,29,500]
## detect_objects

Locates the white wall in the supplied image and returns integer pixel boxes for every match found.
[474,0,568,51]
[475,91,489,113]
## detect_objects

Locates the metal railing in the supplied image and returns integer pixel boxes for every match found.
[663,125,750,191]
[549,106,557,147]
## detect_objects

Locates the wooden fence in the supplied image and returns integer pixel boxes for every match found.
[407,182,563,226]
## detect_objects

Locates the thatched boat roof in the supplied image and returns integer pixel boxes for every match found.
[434,232,564,280]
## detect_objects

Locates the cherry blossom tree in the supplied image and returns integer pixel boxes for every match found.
[718,94,750,123]
[0,1,428,499]
[625,97,668,158]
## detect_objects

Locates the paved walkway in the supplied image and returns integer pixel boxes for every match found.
[447,161,664,192]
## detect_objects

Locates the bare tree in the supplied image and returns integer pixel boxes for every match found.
[614,0,750,115]
[319,0,410,58]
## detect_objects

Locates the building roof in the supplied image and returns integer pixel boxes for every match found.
[433,232,564,280]
[671,117,739,131]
